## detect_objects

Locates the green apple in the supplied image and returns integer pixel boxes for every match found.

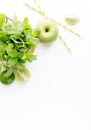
[37,19,58,43]
[65,15,80,25]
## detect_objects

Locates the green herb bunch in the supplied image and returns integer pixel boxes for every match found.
[0,13,40,85]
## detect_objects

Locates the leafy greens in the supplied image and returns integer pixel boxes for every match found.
[0,13,40,85]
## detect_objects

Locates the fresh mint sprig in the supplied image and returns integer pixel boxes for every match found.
[0,13,40,85]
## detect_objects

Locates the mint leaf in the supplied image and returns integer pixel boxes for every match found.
[7,57,18,66]
[7,49,19,57]
[2,21,24,35]
[0,13,6,29]
[23,17,29,24]
[26,53,36,62]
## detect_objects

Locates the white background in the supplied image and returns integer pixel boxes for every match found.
[0,0,91,129]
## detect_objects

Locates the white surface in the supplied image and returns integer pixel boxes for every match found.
[0,0,91,130]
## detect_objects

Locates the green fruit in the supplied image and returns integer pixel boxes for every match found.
[0,70,15,85]
[37,19,58,43]
[65,15,79,25]
[15,68,31,82]
[15,71,25,82]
